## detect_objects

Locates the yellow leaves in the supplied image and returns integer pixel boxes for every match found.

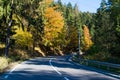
[43,7,64,42]
[12,27,33,48]
[44,7,64,27]
[83,25,93,51]
[44,0,53,5]
[39,0,65,48]
[39,0,53,7]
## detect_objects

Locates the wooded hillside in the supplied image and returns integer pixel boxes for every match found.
[0,0,120,64]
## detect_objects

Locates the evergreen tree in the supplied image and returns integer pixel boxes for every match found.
[107,0,120,55]
[95,0,116,55]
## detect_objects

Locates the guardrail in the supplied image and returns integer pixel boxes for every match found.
[72,56,120,74]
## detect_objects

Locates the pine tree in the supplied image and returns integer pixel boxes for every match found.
[95,0,116,54]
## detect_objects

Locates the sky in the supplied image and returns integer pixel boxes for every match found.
[54,0,102,13]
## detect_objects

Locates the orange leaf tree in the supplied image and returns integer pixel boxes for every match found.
[83,25,93,51]
[43,6,65,48]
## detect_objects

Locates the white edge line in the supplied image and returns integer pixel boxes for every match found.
[64,77,70,80]
[4,58,36,79]
[3,58,39,79]
[49,59,70,80]
[4,64,20,79]
[4,58,70,80]
[49,59,62,75]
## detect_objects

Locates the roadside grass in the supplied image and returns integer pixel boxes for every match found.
[0,43,36,75]
[0,45,29,74]
[9,49,30,61]
[0,56,21,75]
[0,57,10,74]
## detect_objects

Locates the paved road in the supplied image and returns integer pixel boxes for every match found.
[0,56,120,80]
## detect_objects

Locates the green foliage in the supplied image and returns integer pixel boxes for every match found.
[54,1,95,52]
[0,1,3,19]
[84,0,120,63]
[66,26,78,51]
[116,25,120,32]
[116,18,120,38]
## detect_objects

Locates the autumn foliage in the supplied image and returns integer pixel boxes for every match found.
[43,7,64,46]
[83,25,93,51]
[12,27,33,48]
[40,0,53,6]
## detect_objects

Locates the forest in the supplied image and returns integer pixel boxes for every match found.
[0,0,120,71]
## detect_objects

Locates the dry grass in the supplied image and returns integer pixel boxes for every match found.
[0,57,9,73]
[0,57,20,74]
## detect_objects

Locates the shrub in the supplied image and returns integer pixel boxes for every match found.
[12,28,33,49]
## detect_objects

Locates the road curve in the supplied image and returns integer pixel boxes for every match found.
[0,55,120,80]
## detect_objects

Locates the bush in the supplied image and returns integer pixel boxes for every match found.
[9,49,29,61]
[13,33,33,49]
[12,27,33,49]
[87,45,99,55]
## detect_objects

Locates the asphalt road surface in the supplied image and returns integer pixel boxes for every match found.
[0,55,120,80]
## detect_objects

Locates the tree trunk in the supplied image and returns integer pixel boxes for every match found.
[5,2,13,57]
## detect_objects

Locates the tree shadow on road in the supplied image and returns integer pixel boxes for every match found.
[0,56,119,80]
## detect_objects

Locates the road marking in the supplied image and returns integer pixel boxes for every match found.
[49,59,70,80]
[64,77,70,80]
[49,59,62,75]
[4,64,20,79]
